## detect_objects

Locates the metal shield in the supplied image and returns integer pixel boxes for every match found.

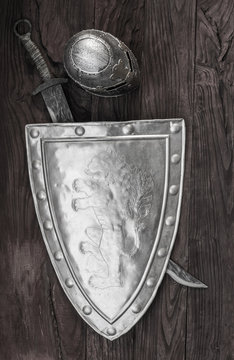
[25,118,185,340]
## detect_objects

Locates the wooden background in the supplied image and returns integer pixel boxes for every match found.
[0,0,233,359]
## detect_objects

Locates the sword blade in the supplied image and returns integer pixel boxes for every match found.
[41,85,74,123]
[14,21,74,123]
[166,259,208,288]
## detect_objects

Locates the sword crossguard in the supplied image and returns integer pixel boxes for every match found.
[14,19,74,123]
[32,78,68,96]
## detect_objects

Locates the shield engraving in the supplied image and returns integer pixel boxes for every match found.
[26,118,185,340]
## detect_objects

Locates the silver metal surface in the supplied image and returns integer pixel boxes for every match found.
[39,84,74,123]
[146,277,155,288]
[14,19,74,123]
[166,260,208,288]
[54,251,63,261]
[15,20,206,342]
[157,247,167,258]
[171,154,181,164]
[26,118,187,339]
[165,216,175,226]
[64,29,140,97]
[169,185,179,195]
[75,126,85,136]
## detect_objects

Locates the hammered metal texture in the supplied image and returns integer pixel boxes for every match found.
[25,118,185,340]
[64,29,140,97]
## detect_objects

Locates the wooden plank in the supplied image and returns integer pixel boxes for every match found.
[134,0,197,359]
[186,1,234,359]
[86,1,145,359]
[0,1,61,358]
[91,0,145,123]
[35,0,94,124]
[1,0,233,359]
[0,0,93,359]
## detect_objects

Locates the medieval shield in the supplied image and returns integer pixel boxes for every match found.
[25,118,185,340]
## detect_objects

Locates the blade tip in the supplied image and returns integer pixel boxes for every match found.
[198,282,208,289]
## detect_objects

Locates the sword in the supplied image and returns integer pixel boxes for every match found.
[15,20,207,289]
[14,19,74,123]
[167,259,207,288]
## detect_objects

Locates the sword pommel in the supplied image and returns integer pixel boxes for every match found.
[14,19,74,123]
[14,19,51,81]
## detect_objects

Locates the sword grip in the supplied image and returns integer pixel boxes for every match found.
[14,19,51,81]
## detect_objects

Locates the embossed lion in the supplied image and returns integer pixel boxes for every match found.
[72,149,154,289]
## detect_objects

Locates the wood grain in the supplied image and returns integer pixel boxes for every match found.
[0,1,59,359]
[0,0,233,359]
[134,0,196,359]
[0,0,92,359]
[87,1,145,357]
[186,1,234,359]
[90,0,145,124]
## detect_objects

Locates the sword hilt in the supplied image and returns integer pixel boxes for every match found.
[14,19,51,81]
[32,78,68,96]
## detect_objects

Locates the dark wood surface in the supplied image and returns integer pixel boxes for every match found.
[0,0,233,359]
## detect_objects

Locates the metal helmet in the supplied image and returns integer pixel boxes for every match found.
[64,29,140,97]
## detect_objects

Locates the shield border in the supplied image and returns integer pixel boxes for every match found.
[25,118,185,340]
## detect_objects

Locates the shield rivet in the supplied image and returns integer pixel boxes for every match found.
[37,190,46,201]
[171,154,181,164]
[32,160,41,169]
[54,251,63,261]
[157,247,167,257]
[146,277,155,288]
[107,327,116,336]
[83,305,92,315]
[165,216,175,226]
[123,124,134,135]
[131,304,142,313]
[75,126,85,136]
[65,278,74,288]
[30,129,40,138]
[170,123,181,133]
[169,185,179,195]
[43,220,53,230]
